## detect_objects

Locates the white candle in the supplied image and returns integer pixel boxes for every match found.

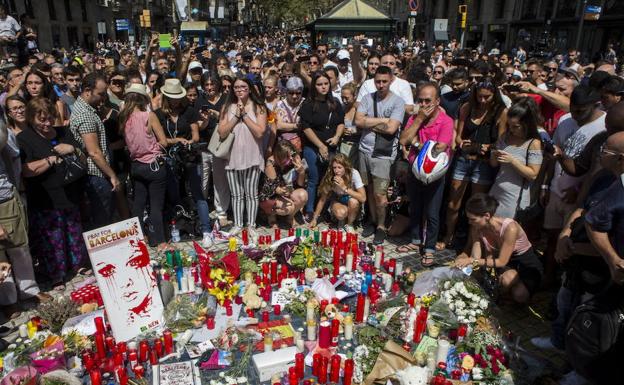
[363,297,370,322]
[345,252,353,273]
[306,301,315,321]
[436,339,450,364]
[374,249,382,269]
[180,274,189,292]
[343,315,353,340]
[296,338,304,352]
[384,274,393,292]
[18,324,28,338]
[395,261,403,278]
[307,320,317,341]
[187,274,195,292]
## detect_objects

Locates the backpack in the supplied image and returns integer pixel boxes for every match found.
[565,285,624,384]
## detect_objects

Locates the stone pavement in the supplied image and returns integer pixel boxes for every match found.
[2,226,567,384]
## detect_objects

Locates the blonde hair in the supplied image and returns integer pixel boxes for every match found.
[318,154,354,197]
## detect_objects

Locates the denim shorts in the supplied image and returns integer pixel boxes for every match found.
[451,156,498,185]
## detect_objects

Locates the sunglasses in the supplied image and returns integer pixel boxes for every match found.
[111,79,125,86]
[548,67,558,71]
[525,70,535,74]
[433,71,444,74]
[317,50,326,53]
[309,61,319,65]
[288,91,302,95]
[418,98,433,103]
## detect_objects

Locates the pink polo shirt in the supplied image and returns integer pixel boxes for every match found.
[406,108,454,164]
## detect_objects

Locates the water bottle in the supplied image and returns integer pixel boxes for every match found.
[170,220,181,243]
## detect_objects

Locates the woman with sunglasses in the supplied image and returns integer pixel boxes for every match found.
[259,140,308,228]
[440,77,507,251]
[431,65,445,85]
[218,76,268,237]
[198,72,230,227]
[276,76,305,152]
[298,71,345,221]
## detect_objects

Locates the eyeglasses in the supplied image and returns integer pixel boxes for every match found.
[548,67,558,72]
[600,144,623,157]
[8,105,25,113]
[288,91,302,95]
[111,79,125,86]
[309,61,319,65]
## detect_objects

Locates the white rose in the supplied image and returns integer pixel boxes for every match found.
[468,316,476,323]
[449,303,455,310]
[479,299,488,309]
[444,281,451,289]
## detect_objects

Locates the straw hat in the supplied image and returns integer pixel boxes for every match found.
[160,78,187,99]
[124,83,149,98]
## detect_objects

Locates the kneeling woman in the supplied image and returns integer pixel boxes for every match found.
[259,141,308,228]
[310,154,366,231]
[455,193,543,304]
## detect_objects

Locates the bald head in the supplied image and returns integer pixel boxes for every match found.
[596,64,616,75]
[606,101,624,135]
[606,131,624,154]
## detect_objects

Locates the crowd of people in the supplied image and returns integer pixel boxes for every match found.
[0,6,623,382]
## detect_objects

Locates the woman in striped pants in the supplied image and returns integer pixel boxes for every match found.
[218,77,267,239]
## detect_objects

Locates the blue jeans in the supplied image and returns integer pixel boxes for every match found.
[407,173,445,253]
[85,175,114,229]
[187,163,211,234]
[303,146,329,214]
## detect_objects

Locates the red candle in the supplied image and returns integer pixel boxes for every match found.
[330,354,341,383]
[391,282,400,296]
[407,293,416,307]
[274,228,281,241]
[226,304,233,316]
[320,299,329,313]
[337,230,343,247]
[332,247,340,276]
[289,368,298,385]
[262,310,270,322]
[273,304,281,315]
[150,349,158,365]
[343,359,354,385]
[267,236,272,244]
[270,260,278,284]
[246,308,255,317]
[388,258,396,275]
[95,333,106,359]
[94,316,105,335]
[331,297,339,304]
[355,293,365,323]
[295,353,305,380]
[82,351,94,370]
[133,364,145,379]
[321,231,328,246]
[163,330,174,354]
[105,336,115,352]
[318,320,331,348]
[242,228,249,245]
[139,341,149,362]
[318,357,328,384]
[89,369,101,385]
[113,352,123,366]
[262,263,270,278]
[153,339,162,358]
[128,351,138,368]
[330,318,340,347]
[312,353,321,376]
[206,316,215,330]
[115,366,127,385]
[288,228,295,237]
[457,324,467,342]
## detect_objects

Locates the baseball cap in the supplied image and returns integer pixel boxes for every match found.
[337,49,350,61]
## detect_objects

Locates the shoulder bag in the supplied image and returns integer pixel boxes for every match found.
[208,111,236,159]
[56,152,87,184]
[514,139,541,225]
[371,92,397,158]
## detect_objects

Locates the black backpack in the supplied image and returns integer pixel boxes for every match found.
[565,285,624,384]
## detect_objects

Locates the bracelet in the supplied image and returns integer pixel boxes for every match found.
[46,157,53,167]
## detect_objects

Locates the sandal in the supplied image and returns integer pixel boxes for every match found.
[76,267,93,276]
[421,253,436,267]
[395,243,421,253]
[53,282,66,292]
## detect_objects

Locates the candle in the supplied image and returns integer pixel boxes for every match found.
[289,367,298,385]
[296,338,304,352]
[128,351,138,369]
[343,315,353,340]
[270,259,278,284]
[318,320,331,348]
[180,270,189,292]
[274,228,281,241]
[18,324,28,338]
[163,330,174,354]
[133,364,145,379]
[228,237,237,251]
[343,358,354,385]
[288,228,295,237]
[150,349,158,366]
[89,369,101,385]
[318,357,328,384]
[295,353,305,379]
[262,311,270,322]
[273,304,281,315]
[395,260,403,278]
[295,228,302,238]
[242,228,249,245]
[264,334,273,352]
[363,296,370,322]
[355,293,365,323]
[188,273,195,292]
[331,318,340,346]
[312,353,321,376]
[94,316,105,335]
[436,339,450,364]
[388,258,396,275]
[345,249,353,273]
[115,366,127,385]
[374,246,382,269]
[206,316,215,330]
[226,304,233,316]
[321,231,328,246]
[95,333,106,359]
[314,230,320,243]
[330,355,341,383]
[407,293,416,307]
[139,341,149,362]
[384,274,393,292]
[82,351,94,370]
[320,299,329,314]
[332,247,340,276]
[307,319,317,341]
[153,339,162,357]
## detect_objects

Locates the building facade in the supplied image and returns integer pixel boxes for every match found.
[386,0,623,59]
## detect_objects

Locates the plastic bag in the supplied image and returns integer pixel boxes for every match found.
[411,266,465,297]
[311,277,336,301]
[428,299,459,330]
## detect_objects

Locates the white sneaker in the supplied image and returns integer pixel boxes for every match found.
[343,224,355,234]
[229,226,243,237]
[559,371,588,385]
[530,336,559,350]
[201,232,214,248]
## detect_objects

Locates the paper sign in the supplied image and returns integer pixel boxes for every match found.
[83,218,164,342]
[271,291,292,307]
[154,361,196,385]
[186,340,214,359]
[62,309,106,336]
[159,33,172,48]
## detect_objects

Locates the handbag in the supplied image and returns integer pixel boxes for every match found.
[208,127,235,159]
[56,153,87,184]
[480,258,500,304]
[371,92,396,158]
[514,139,541,225]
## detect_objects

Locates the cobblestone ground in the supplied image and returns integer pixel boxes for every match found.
[3,226,567,384]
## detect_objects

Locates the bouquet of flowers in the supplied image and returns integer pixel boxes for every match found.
[438,279,489,324]
[206,268,240,306]
[273,237,332,271]
[283,288,317,318]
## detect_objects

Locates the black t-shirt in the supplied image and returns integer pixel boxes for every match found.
[18,127,84,210]
[585,177,624,258]
[298,98,345,147]
[197,93,226,142]
[440,90,469,120]
[155,105,200,140]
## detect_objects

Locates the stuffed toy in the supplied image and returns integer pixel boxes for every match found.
[242,282,266,310]
[395,365,428,385]
[323,303,344,332]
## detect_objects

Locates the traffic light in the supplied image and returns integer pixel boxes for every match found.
[458,5,467,14]
[458,5,467,29]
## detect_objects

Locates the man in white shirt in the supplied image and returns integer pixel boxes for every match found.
[0,6,20,59]
[336,49,354,87]
[357,53,414,114]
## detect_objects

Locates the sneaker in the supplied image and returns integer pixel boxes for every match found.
[373,228,386,245]
[362,222,376,238]
[229,226,243,237]
[559,371,588,385]
[201,232,214,248]
[248,227,259,245]
[343,224,355,234]
[530,337,561,351]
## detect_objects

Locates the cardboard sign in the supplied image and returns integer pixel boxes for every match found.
[153,361,199,385]
[83,218,164,342]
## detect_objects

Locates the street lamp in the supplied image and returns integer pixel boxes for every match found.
[575,0,587,50]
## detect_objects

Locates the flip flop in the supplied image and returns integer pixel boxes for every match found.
[395,243,420,253]
[421,253,436,267]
